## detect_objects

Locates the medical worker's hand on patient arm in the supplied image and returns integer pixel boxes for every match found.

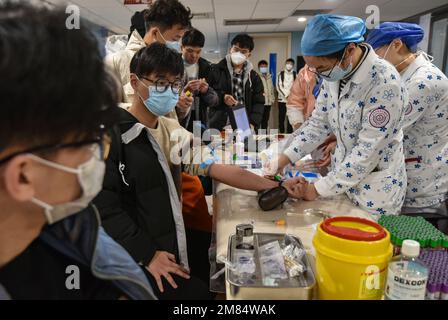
[262,153,320,200]
[208,163,304,197]
[285,177,319,201]
[147,251,190,293]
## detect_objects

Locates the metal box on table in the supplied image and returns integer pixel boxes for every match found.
[225,233,315,300]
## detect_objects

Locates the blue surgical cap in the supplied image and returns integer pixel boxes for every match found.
[366,22,424,50]
[301,14,366,56]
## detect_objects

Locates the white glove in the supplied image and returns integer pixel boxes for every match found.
[263,156,282,176]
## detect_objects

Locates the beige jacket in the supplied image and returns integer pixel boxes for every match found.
[148,117,213,193]
[257,71,276,106]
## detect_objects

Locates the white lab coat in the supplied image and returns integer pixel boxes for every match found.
[400,53,448,208]
[284,46,408,217]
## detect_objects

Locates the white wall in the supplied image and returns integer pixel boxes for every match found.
[249,33,291,129]
[250,33,291,75]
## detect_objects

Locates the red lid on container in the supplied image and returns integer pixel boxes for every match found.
[321,216,387,241]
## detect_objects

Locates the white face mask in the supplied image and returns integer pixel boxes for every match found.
[230,52,247,65]
[394,54,415,69]
[380,42,393,60]
[28,145,105,224]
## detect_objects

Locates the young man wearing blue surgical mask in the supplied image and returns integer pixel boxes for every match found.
[257,60,276,130]
[105,0,194,116]
[0,1,155,300]
[267,14,409,218]
[94,43,303,299]
[367,23,448,230]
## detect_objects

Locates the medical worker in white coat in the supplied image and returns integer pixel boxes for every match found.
[267,15,409,217]
[367,23,448,217]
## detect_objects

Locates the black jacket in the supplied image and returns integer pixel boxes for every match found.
[207,57,265,131]
[94,108,177,266]
[180,57,218,132]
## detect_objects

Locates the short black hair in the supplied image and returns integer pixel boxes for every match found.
[286,58,295,64]
[129,9,148,39]
[231,34,254,52]
[181,28,205,48]
[144,0,192,32]
[0,1,118,153]
[258,60,268,67]
[130,43,184,78]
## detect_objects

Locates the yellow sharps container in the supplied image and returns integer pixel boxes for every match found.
[313,216,392,300]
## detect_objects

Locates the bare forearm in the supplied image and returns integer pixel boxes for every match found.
[208,164,278,191]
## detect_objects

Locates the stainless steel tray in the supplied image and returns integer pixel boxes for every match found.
[226,233,315,300]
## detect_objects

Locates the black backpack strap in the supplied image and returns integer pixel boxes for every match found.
[293,71,297,81]
[280,71,285,85]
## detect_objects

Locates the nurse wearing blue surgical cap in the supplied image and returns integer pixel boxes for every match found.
[268,15,409,217]
[367,22,424,71]
[367,23,448,222]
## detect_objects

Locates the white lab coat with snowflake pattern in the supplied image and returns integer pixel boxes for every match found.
[401,53,448,208]
[284,47,408,217]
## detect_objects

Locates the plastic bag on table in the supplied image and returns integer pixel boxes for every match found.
[233,249,257,285]
[281,235,307,278]
[258,240,288,286]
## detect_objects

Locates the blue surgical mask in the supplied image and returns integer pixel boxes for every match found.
[259,67,268,74]
[320,50,353,82]
[138,78,179,116]
[166,41,181,53]
[159,31,181,53]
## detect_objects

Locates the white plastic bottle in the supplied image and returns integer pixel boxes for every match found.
[232,134,245,164]
[385,240,429,300]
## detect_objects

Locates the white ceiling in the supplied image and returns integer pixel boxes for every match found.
[46,0,448,60]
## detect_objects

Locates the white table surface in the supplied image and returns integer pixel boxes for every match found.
[212,182,373,260]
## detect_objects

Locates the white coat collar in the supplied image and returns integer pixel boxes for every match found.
[326,44,376,99]
[350,44,376,85]
[400,53,430,81]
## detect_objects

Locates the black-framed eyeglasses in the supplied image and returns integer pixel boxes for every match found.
[307,61,338,79]
[0,133,111,166]
[140,77,183,94]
